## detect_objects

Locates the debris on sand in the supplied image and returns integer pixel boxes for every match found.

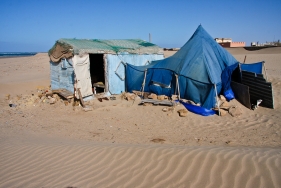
[177,109,188,117]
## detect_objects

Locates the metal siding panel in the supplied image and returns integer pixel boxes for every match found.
[50,62,60,88]
[231,81,251,109]
[50,60,74,93]
[51,80,60,90]
[241,71,274,109]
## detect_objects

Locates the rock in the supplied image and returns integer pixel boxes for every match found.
[162,107,168,112]
[5,94,10,100]
[132,90,142,96]
[40,96,46,102]
[157,95,166,100]
[16,95,22,100]
[148,93,157,100]
[171,95,178,100]
[163,107,174,112]
[123,93,135,101]
[219,109,228,116]
[110,96,116,100]
[37,93,43,99]
[220,101,230,108]
[134,95,141,101]
[181,99,197,105]
[177,109,188,117]
[53,94,60,101]
[49,97,56,104]
[188,100,196,105]
[143,92,150,99]
[220,95,226,102]
[46,91,53,97]
[36,86,45,91]
[9,103,17,108]
[157,95,168,101]
[229,106,242,117]
[73,100,80,106]
[143,103,152,106]
[83,105,93,112]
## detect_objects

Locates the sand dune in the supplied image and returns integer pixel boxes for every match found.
[0,49,281,187]
[1,134,280,188]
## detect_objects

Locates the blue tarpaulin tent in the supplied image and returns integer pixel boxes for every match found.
[126,25,239,109]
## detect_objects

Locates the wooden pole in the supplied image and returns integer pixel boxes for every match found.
[214,84,220,116]
[176,75,181,100]
[243,55,247,63]
[175,74,178,95]
[77,88,85,108]
[262,61,268,80]
[103,54,109,94]
[141,69,147,98]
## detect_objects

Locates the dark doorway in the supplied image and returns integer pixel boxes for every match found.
[89,54,105,93]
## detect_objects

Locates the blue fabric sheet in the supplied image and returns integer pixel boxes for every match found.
[179,100,216,116]
[240,62,263,74]
[221,63,238,101]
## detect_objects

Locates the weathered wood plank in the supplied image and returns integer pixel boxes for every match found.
[141,99,174,106]
[52,89,74,99]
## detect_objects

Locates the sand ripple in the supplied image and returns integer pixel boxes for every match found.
[1,139,280,188]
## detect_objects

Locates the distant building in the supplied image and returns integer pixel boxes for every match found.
[251,41,278,47]
[214,38,245,47]
[214,38,232,43]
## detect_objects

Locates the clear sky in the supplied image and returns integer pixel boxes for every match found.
[0,0,281,52]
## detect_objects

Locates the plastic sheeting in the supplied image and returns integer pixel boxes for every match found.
[107,54,164,94]
[126,25,239,109]
[180,100,216,116]
[49,39,163,59]
[240,62,263,74]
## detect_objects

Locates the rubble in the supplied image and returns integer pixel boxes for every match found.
[157,95,167,100]
[5,94,10,100]
[229,106,242,117]
[218,109,228,116]
[148,93,157,100]
[121,92,137,101]
[162,107,174,112]
[177,109,188,117]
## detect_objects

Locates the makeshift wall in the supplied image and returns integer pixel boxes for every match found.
[72,55,93,98]
[106,53,164,94]
[50,59,75,93]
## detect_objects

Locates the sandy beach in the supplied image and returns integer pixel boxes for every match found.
[0,48,281,187]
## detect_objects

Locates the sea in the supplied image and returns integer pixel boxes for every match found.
[0,52,37,58]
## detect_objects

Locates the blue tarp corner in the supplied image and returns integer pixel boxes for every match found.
[240,62,263,74]
[179,100,216,116]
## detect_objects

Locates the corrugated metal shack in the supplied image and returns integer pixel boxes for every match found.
[48,39,164,99]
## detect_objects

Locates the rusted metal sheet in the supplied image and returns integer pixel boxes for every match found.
[241,71,274,109]
[231,81,251,109]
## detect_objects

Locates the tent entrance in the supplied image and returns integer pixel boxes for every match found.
[89,54,105,94]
